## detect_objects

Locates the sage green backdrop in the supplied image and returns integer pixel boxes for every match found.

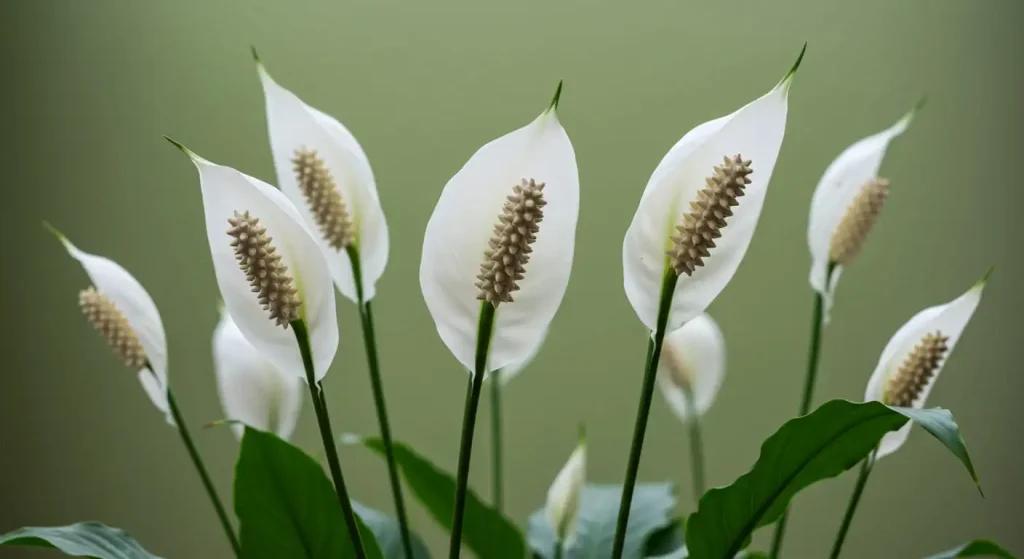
[2,0,1022,557]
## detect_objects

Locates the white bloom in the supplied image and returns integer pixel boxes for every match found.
[255,51,388,303]
[168,139,339,381]
[546,431,586,544]
[52,229,172,424]
[419,84,578,374]
[808,102,922,316]
[213,308,303,439]
[623,48,802,334]
[865,272,988,458]
[656,314,726,422]
[496,327,547,385]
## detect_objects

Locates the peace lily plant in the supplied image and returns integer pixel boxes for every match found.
[4,45,1015,559]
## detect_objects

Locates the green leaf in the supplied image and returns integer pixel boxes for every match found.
[924,540,1016,558]
[686,400,979,559]
[236,427,383,559]
[527,483,677,559]
[352,501,432,559]
[344,434,526,559]
[0,522,161,558]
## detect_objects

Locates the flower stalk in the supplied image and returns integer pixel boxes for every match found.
[292,320,366,559]
[449,303,496,558]
[829,454,875,559]
[683,387,706,501]
[490,372,504,512]
[164,385,241,558]
[346,244,414,559]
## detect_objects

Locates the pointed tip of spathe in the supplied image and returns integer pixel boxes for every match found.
[973,265,995,290]
[42,220,65,242]
[163,135,193,157]
[250,45,261,64]
[577,423,586,445]
[548,80,564,112]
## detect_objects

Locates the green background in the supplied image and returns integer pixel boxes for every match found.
[2,0,1022,557]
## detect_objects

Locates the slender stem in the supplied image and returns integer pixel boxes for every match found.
[449,303,496,559]
[611,272,679,559]
[553,539,564,559]
[769,283,829,558]
[683,388,705,502]
[829,456,874,559]
[165,388,241,558]
[490,373,504,512]
[292,320,366,559]
[346,246,414,559]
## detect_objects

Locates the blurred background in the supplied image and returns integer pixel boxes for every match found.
[2,0,1022,557]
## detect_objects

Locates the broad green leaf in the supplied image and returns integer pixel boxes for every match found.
[344,434,526,559]
[686,400,979,559]
[0,522,161,558]
[352,501,432,559]
[236,427,383,559]
[527,483,676,559]
[925,540,1016,558]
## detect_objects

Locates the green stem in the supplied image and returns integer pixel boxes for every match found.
[683,388,705,502]
[347,244,414,559]
[292,320,366,559]
[829,456,874,559]
[553,538,564,559]
[449,303,496,559]
[165,387,241,558]
[769,282,829,558]
[611,272,679,559]
[490,372,504,512]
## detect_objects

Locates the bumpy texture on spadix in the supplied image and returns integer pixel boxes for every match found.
[227,211,302,327]
[292,147,355,250]
[885,331,948,407]
[476,178,547,305]
[829,177,890,266]
[79,287,148,369]
[668,155,753,276]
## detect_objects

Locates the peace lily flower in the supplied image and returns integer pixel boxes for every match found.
[213,308,303,439]
[50,227,172,425]
[546,429,586,547]
[167,139,339,381]
[865,271,988,459]
[420,83,578,374]
[807,100,923,316]
[496,327,548,385]
[254,50,388,303]
[622,47,803,334]
[656,313,726,422]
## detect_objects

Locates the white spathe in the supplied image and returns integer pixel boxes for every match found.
[172,141,339,381]
[213,308,303,440]
[865,274,987,459]
[256,57,389,303]
[420,89,578,374]
[656,314,726,422]
[546,434,586,544]
[808,104,919,317]
[496,327,548,385]
[55,231,172,424]
[623,52,800,334]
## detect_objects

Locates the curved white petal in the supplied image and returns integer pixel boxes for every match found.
[808,103,920,316]
[420,93,578,373]
[173,143,339,381]
[257,60,388,303]
[546,434,586,543]
[656,313,726,421]
[55,232,172,424]
[213,309,303,440]
[864,274,987,459]
[497,327,548,386]
[623,60,795,333]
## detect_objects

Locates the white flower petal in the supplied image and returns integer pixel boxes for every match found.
[864,273,987,459]
[420,90,579,373]
[497,327,548,386]
[623,53,798,333]
[656,313,726,421]
[808,102,920,316]
[546,434,586,543]
[257,58,388,303]
[55,232,172,424]
[171,141,339,381]
[213,308,303,440]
